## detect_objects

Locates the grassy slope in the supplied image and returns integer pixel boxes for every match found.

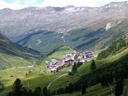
[58,79,128,96]
[49,47,128,95]
[0,65,64,95]
[1,42,128,96]
[97,39,128,59]
[0,46,73,95]
[41,46,73,64]
[1,47,128,95]
[0,53,33,68]
[0,33,40,69]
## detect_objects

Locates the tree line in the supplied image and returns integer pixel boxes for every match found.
[69,62,83,75]
[8,79,50,96]
[55,54,128,96]
[97,39,128,59]
[0,80,5,93]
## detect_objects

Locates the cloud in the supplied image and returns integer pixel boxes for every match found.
[35,0,128,7]
[0,0,28,9]
[39,0,99,7]
[24,0,37,4]
[0,0,128,10]
[97,0,128,6]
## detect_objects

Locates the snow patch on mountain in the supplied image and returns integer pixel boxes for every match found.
[106,22,112,31]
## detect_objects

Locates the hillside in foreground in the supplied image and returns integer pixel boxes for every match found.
[0,39,128,96]
[48,39,128,96]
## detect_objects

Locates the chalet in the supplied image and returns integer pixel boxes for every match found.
[51,59,58,63]
[28,65,34,68]
[45,61,50,65]
[30,69,34,72]
[51,69,56,72]
[74,60,80,63]
[80,59,86,64]
[64,59,74,65]
[56,62,63,67]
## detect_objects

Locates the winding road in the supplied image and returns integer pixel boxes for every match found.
[47,74,65,89]
[27,81,32,89]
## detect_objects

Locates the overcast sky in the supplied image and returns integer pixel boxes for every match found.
[0,0,128,10]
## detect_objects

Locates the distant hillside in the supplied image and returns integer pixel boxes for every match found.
[16,27,123,53]
[41,46,73,64]
[0,2,128,53]
[16,30,64,53]
[97,39,128,59]
[0,34,40,69]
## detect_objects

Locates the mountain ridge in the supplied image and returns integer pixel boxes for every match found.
[1,1,128,53]
[0,1,128,37]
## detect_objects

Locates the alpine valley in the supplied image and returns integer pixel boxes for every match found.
[0,1,128,96]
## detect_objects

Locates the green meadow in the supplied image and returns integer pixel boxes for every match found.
[0,65,65,95]
[41,46,73,64]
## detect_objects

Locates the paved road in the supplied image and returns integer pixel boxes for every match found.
[27,81,32,89]
[24,81,32,90]
[47,74,65,89]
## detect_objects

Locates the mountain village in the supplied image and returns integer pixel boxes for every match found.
[45,51,97,72]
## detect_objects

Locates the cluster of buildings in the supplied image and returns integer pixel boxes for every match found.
[45,59,63,72]
[77,51,97,62]
[46,51,97,72]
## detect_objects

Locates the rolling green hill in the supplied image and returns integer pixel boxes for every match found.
[0,39,128,96]
[41,46,73,64]
[0,34,40,69]
[47,39,128,96]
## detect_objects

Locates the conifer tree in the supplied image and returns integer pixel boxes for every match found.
[115,79,124,96]
[34,87,42,96]
[81,83,86,95]
[22,87,27,96]
[43,86,51,96]
[90,60,96,71]
[0,81,4,92]
[13,78,23,96]
[101,71,114,86]
[27,89,34,96]
[72,63,77,73]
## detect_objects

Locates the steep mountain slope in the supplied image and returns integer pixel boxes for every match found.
[0,2,128,37]
[1,2,128,53]
[0,34,40,69]
[97,39,128,59]
[16,30,64,53]
[17,26,123,53]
